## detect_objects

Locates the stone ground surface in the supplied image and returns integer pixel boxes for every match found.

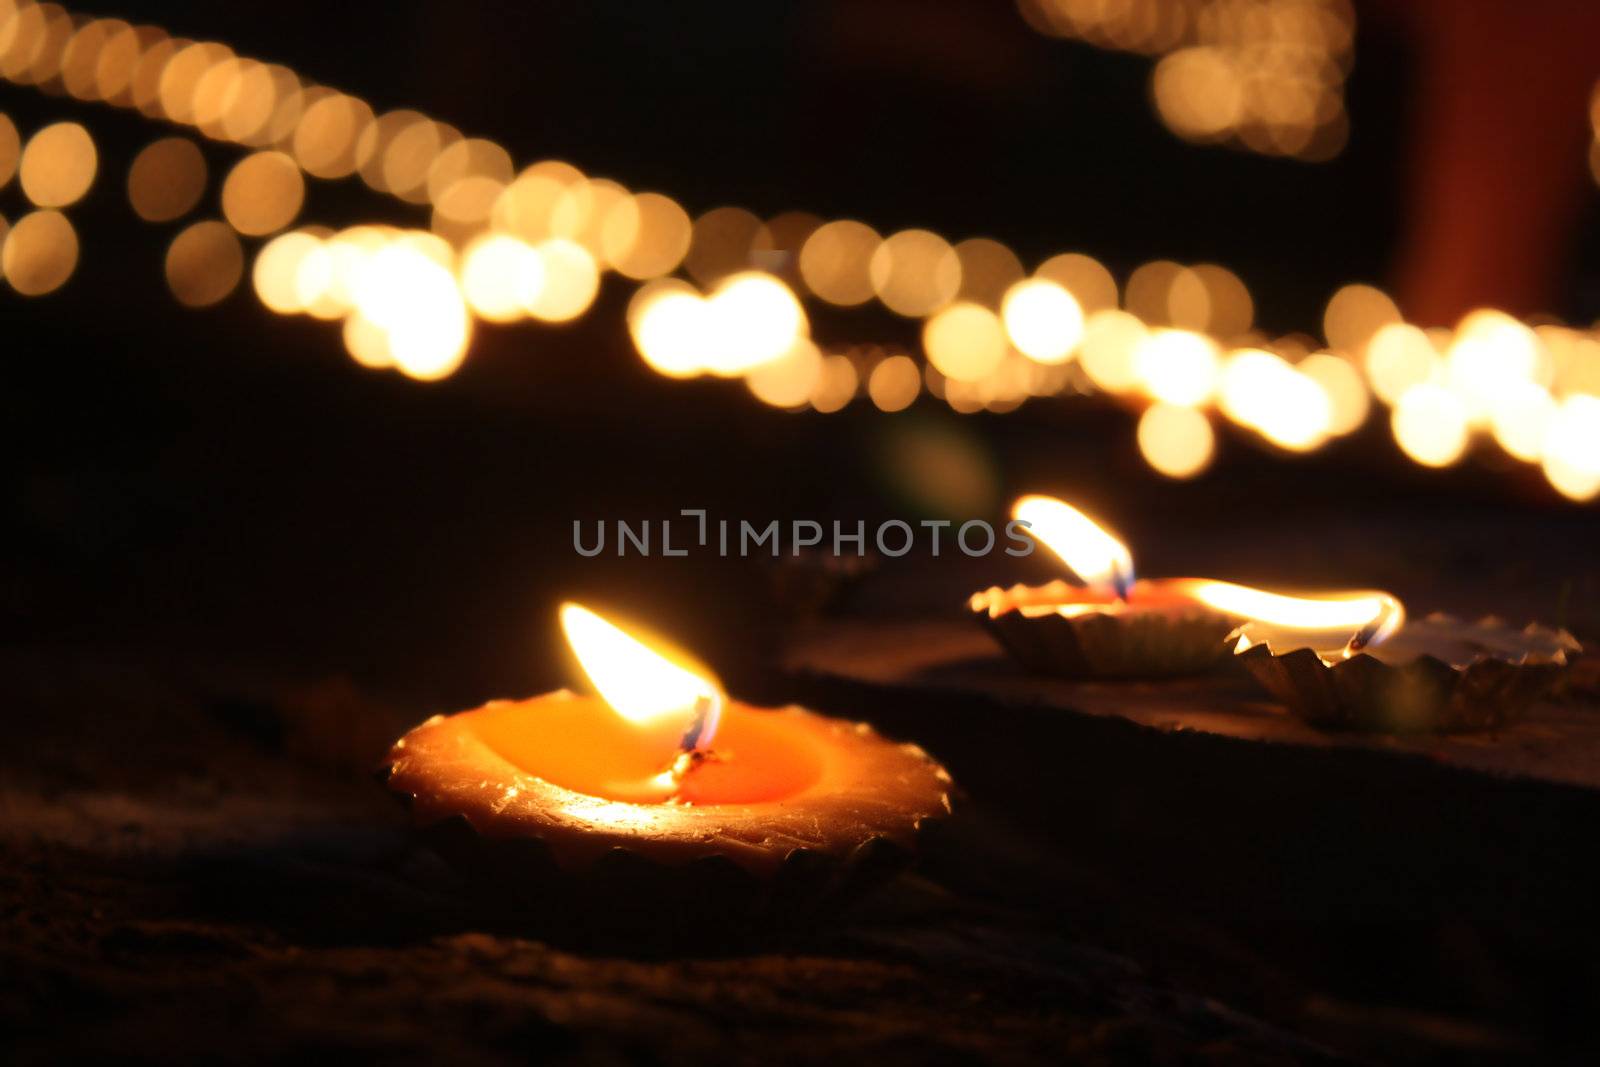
[2,649,1352,1066]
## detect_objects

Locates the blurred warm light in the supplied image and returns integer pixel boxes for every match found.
[1012,495,1133,589]
[630,272,806,378]
[252,229,323,314]
[426,137,513,205]
[524,238,599,323]
[459,233,545,323]
[1298,352,1369,435]
[1219,348,1332,451]
[685,205,765,287]
[2,208,77,295]
[1137,402,1214,479]
[349,240,471,380]
[1002,278,1083,364]
[871,228,961,317]
[432,175,504,234]
[1363,322,1436,404]
[221,150,304,236]
[547,177,629,259]
[128,34,179,118]
[0,112,19,189]
[1,0,1592,499]
[745,337,822,408]
[798,218,880,306]
[809,353,859,413]
[1172,263,1252,336]
[1444,311,1542,423]
[867,354,921,412]
[1324,283,1399,355]
[256,64,305,146]
[953,236,1024,307]
[1542,394,1600,501]
[157,40,230,126]
[492,168,568,242]
[126,136,206,222]
[704,271,807,375]
[603,191,691,280]
[18,120,95,207]
[1124,260,1182,326]
[1034,252,1117,314]
[1392,383,1470,468]
[383,117,458,204]
[292,92,373,179]
[1152,47,1242,141]
[1488,382,1556,463]
[923,302,1007,382]
[631,280,710,379]
[60,17,126,100]
[165,219,243,307]
[1134,328,1219,406]
[214,59,279,145]
[1079,308,1147,392]
[355,108,425,193]
[91,22,149,105]
[341,311,393,369]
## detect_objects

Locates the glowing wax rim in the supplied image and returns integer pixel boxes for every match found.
[969,579,1237,678]
[380,693,954,890]
[1232,613,1581,734]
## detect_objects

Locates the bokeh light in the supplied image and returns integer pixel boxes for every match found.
[2,208,77,295]
[922,302,1007,382]
[221,150,304,235]
[459,233,545,323]
[165,219,243,307]
[867,354,921,412]
[745,338,823,409]
[871,228,961,317]
[1392,383,1470,468]
[1137,402,1214,479]
[798,219,880,306]
[1001,278,1083,364]
[18,120,95,207]
[1134,328,1219,406]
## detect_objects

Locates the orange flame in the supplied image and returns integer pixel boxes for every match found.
[559,602,723,753]
[1190,581,1405,659]
[1012,495,1134,593]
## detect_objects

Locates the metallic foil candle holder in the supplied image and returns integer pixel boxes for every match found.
[970,579,1236,678]
[1234,613,1581,734]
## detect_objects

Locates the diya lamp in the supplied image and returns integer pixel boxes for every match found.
[1230,597,1581,734]
[969,495,1244,677]
[381,603,953,924]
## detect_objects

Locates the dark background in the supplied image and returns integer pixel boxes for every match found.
[3,0,1597,713]
[8,4,1600,1062]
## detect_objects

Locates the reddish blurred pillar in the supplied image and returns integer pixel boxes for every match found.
[1391,0,1600,326]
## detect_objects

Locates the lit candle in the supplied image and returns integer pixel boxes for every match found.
[382,603,953,878]
[1229,594,1580,733]
[969,494,1242,677]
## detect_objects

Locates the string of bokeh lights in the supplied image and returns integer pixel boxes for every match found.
[1016,0,1354,161]
[1,0,1598,502]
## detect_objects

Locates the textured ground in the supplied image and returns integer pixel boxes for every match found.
[1,649,1347,1065]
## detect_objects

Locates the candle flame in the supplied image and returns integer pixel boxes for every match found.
[1189,581,1405,659]
[1013,495,1135,594]
[558,602,723,752]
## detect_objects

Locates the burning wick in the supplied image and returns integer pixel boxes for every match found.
[1109,562,1133,602]
[559,602,729,797]
[1013,495,1136,599]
